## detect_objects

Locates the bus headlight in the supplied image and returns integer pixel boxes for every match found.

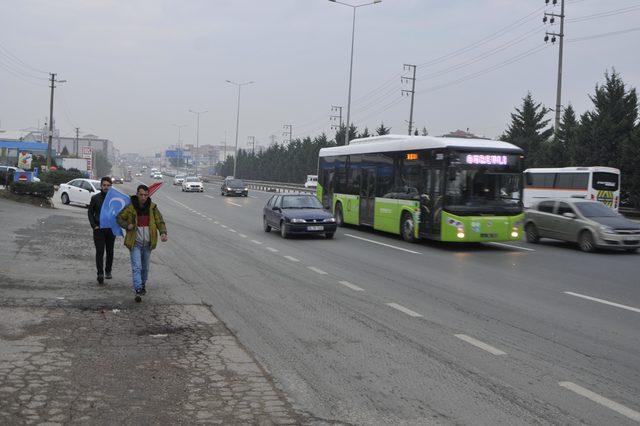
[456,228,465,239]
[511,226,519,238]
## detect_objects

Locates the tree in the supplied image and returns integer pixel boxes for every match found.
[543,104,579,167]
[501,92,553,167]
[94,151,112,178]
[413,128,419,136]
[376,122,391,135]
[60,146,69,156]
[421,126,429,136]
[358,127,371,139]
[334,124,358,146]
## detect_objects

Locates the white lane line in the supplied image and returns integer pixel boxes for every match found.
[205,195,216,199]
[228,229,237,233]
[454,334,507,356]
[214,221,219,224]
[283,255,299,262]
[266,247,279,252]
[207,218,213,221]
[564,292,640,314]
[487,242,536,252]
[344,233,421,254]
[226,201,242,207]
[248,195,258,199]
[220,224,228,228]
[386,303,423,318]
[308,266,328,275]
[559,382,640,422]
[239,233,247,238]
[251,240,262,245]
[338,281,364,292]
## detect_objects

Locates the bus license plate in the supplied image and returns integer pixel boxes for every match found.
[307,225,324,231]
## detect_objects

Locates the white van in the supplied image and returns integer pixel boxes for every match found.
[304,175,318,189]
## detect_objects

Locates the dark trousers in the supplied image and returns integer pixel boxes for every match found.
[93,228,115,276]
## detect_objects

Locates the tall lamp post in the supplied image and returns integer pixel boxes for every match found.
[189,109,208,176]
[329,0,381,146]
[172,124,187,173]
[226,80,253,178]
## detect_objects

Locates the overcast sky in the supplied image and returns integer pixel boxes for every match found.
[1,0,639,154]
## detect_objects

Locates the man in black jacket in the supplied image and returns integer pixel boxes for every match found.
[88,177,115,284]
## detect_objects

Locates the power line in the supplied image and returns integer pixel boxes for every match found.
[0,43,49,75]
[567,3,640,23]
[567,25,640,42]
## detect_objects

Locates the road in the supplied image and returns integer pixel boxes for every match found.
[83,179,640,424]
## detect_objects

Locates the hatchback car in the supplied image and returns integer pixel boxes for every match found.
[221,178,248,197]
[58,178,102,207]
[263,193,337,239]
[525,199,640,252]
[182,176,204,192]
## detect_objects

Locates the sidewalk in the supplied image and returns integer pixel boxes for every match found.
[0,198,306,425]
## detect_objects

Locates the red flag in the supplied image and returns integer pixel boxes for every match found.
[148,182,163,196]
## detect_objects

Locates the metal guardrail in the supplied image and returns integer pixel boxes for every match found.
[204,176,314,194]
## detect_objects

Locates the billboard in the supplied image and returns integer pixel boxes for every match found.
[165,149,192,159]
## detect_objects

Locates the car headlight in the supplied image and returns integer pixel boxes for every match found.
[599,225,615,234]
[324,217,336,223]
[290,218,306,223]
[244,188,248,191]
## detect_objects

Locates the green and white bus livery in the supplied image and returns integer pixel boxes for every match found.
[317,135,525,243]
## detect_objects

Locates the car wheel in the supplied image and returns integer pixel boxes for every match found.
[263,216,271,233]
[325,232,335,239]
[280,221,289,239]
[525,223,540,243]
[578,230,596,253]
[400,212,416,243]
[61,192,70,205]
[335,203,344,227]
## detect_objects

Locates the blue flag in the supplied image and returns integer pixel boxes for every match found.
[100,187,131,237]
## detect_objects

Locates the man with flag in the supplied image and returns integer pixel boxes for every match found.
[116,183,167,303]
[88,177,118,284]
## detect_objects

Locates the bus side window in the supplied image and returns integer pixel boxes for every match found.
[525,172,533,186]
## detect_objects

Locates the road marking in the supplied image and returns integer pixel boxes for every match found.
[564,292,640,314]
[251,240,262,245]
[283,255,299,262]
[559,382,640,422]
[248,195,258,199]
[308,266,328,275]
[239,233,247,238]
[214,221,219,224]
[338,281,364,292]
[454,334,507,355]
[205,195,216,199]
[487,242,535,252]
[344,233,421,254]
[386,303,423,317]
[207,218,213,221]
[228,229,237,233]
[220,224,228,228]
[266,247,279,252]
[227,201,242,207]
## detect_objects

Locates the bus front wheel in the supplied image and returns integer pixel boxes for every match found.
[335,203,344,227]
[525,223,539,243]
[400,212,416,243]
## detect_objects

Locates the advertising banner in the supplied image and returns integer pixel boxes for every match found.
[18,152,33,170]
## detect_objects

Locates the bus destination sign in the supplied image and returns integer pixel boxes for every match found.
[465,154,508,166]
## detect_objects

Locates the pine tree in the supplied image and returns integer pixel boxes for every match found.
[376,122,391,135]
[413,128,419,136]
[358,127,371,139]
[334,124,358,146]
[421,127,428,136]
[501,92,553,167]
[544,104,578,167]
[61,146,69,156]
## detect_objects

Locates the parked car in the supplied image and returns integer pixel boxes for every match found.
[58,178,102,207]
[263,193,337,239]
[221,178,248,197]
[525,199,640,253]
[173,174,186,185]
[182,176,204,192]
[0,166,41,182]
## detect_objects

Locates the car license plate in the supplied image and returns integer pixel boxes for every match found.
[624,235,639,241]
[235,190,242,193]
[307,225,324,231]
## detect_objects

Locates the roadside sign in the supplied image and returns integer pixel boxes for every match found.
[82,146,93,159]
[86,158,93,171]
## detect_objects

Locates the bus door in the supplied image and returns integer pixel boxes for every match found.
[360,166,376,226]
[420,168,443,237]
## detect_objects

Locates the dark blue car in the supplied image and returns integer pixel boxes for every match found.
[263,193,337,239]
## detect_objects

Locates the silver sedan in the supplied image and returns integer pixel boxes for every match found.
[524,199,640,253]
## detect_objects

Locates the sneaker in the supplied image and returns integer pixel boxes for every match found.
[134,289,143,303]
[141,284,146,296]
[105,272,112,280]
[97,275,104,285]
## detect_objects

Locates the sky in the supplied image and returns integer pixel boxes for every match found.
[1,0,639,155]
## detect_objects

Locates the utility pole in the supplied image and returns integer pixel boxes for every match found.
[401,64,417,136]
[46,73,66,169]
[75,127,80,157]
[248,136,255,154]
[544,0,565,136]
[282,124,293,144]
[189,109,208,176]
[330,105,343,131]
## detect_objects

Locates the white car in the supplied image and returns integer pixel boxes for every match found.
[152,173,163,180]
[304,175,318,189]
[173,175,186,185]
[182,176,204,192]
[58,178,102,207]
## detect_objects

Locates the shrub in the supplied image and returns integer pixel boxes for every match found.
[10,181,55,198]
[40,168,86,185]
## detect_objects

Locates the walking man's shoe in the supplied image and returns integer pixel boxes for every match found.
[105,272,112,280]
[134,289,143,303]
[141,284,146,295]
[97,275,104,285]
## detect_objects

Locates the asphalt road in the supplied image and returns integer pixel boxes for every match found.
[75,179,640,424]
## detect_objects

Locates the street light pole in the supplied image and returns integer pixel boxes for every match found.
[329,0,381,146]
[189,109,208,176]
[226,80,254,178]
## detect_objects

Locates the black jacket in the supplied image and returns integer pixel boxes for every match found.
[88,191,107,229]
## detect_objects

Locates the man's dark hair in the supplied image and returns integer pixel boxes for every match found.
[101,176,112,185]
[137,184,149,193]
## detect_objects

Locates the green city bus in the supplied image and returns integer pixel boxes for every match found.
[317,135,525,243]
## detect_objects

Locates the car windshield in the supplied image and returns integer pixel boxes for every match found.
[281,196,323,209]
[227,179,244,187]
[445,169,522,215]
[575,202,618,217]
[186,177,199,182]
[176,175,185,179]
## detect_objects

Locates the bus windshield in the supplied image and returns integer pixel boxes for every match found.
[445,169,522,215]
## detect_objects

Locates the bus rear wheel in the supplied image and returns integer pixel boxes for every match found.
[335,203,344,227]
[400,212,416,243]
